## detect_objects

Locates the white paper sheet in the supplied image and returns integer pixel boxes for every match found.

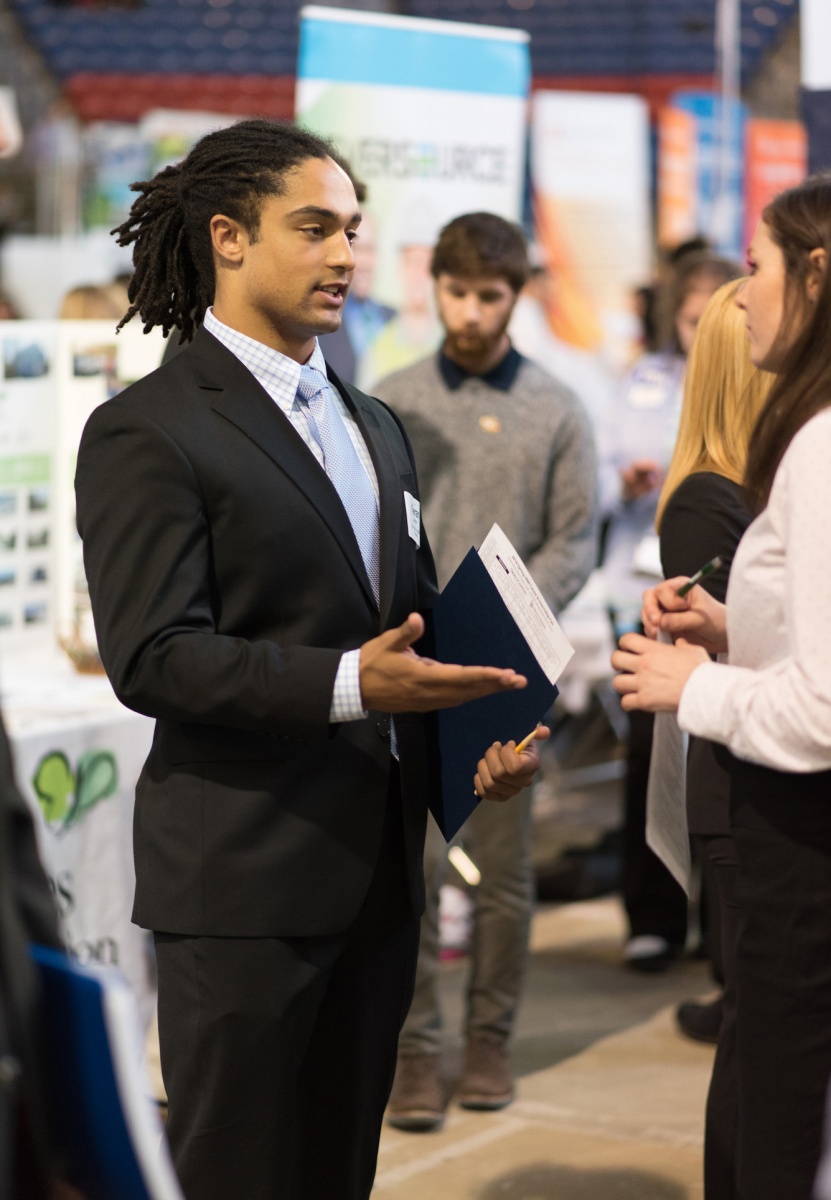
[477,523,574,686]
[645,631,691,895]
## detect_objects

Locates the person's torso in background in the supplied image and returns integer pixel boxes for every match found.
[376,355,583,597]
[599,351,686,629]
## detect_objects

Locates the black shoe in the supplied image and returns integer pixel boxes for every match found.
[676,996,723,1044]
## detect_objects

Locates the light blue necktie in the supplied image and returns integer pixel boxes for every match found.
[296,365,381,609]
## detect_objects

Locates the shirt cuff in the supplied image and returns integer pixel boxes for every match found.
[330,649,368,723]
[678,659,752,746]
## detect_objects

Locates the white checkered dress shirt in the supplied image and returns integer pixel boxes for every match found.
[203,308,372,722]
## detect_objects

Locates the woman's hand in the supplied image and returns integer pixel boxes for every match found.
[641,579,728,654]
[611,633,710,713]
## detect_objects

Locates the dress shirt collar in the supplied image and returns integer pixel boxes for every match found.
[203,307,328,413]
[438,344,522,392]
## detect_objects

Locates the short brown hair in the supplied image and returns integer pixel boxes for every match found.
[430,212,529,293]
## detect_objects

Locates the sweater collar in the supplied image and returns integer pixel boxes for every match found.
[438,345,522,392]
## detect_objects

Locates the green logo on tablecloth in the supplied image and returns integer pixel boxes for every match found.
[32,750,119,832]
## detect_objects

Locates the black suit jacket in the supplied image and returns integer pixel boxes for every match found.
[75,328,439,938]
[660,471,752,836]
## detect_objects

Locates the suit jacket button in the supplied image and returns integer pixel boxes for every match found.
[376,717,390,740]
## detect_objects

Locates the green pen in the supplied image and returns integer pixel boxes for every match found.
[676,556,723,598]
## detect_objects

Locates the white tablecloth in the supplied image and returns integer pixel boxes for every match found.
[2,645,156,1027]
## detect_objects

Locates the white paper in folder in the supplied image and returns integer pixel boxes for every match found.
[477,523,574,686]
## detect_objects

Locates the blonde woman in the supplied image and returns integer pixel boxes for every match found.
[655,279,772,1199]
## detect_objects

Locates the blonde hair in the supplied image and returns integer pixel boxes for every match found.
[656,279,774,530]
[58,284,126,321]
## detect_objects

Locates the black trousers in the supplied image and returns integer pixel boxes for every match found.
[154,768,420,1200]
[729,761,831,1200]
[622,709,688,946]
[699,834,739,1200]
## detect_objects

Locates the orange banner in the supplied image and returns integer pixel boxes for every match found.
[657,106,698,249]
[744,119,807,250]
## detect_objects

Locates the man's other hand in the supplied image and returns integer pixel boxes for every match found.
[359,613,527,713]
[474,727,550,802]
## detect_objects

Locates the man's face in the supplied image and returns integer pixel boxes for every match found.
[435,273,517,365]
[213,155,361,358]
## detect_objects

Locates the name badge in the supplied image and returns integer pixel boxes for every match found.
[404,491,420,547]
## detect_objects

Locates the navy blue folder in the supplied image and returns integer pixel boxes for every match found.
[31,944,183,1200]
[421,548,559,842]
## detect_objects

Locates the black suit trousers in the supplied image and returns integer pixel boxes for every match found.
[699,834,739,1200]
[730,762,831,1200]
[155,766,420,1200]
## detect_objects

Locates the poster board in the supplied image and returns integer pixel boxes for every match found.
[0,320,165,649]
[0,323,59,643]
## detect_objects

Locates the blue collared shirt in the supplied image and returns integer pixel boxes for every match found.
[203,307,372,722]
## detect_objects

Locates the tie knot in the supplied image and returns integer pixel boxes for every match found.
[297,365,329,405]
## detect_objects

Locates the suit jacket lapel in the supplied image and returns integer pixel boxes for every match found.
[190,330,378,614]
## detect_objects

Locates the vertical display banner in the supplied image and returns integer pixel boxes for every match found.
[530,91,652,371]
[802,0,831,92]
[0,87,23,159]
[296,6,530,391]
[744,119,807,249]
[671,91,746,260]
[657,106,699,249]
[0,323,59,644]
[800,0,831,174]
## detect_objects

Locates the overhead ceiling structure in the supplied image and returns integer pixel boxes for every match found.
[8,0,798,122]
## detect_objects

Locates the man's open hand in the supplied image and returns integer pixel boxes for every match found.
[474,727,550,802]
[359,613,527,713]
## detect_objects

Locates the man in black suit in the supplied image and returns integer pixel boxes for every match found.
[75,119,546,1200]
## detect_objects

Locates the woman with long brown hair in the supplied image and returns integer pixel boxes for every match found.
[612,173,831,1199]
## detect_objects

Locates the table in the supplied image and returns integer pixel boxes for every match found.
[2,645,156,1027]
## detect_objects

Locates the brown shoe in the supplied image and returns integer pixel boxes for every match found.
[387,1054,445,1132]
[457,1037,514,1111]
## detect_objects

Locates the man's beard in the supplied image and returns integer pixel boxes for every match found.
[446,330,497,360]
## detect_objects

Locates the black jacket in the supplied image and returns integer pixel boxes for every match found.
[660,471,752,835]
[75,328,439,937]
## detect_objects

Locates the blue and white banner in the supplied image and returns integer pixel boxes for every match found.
[296,6,530,390]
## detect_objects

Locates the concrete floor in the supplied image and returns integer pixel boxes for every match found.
[376,897,717,1200]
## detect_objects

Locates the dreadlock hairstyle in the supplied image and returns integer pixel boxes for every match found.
[112,118,357,343]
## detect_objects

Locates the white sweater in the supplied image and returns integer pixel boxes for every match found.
[679,407,831,772]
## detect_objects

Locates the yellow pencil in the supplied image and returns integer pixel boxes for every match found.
[474,728,541,797]
[515,727,540,754]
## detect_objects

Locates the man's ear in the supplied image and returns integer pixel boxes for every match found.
[210,214,246,267]
[807,246,828,304]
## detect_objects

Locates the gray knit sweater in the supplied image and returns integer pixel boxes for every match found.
[374,351,598,613]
